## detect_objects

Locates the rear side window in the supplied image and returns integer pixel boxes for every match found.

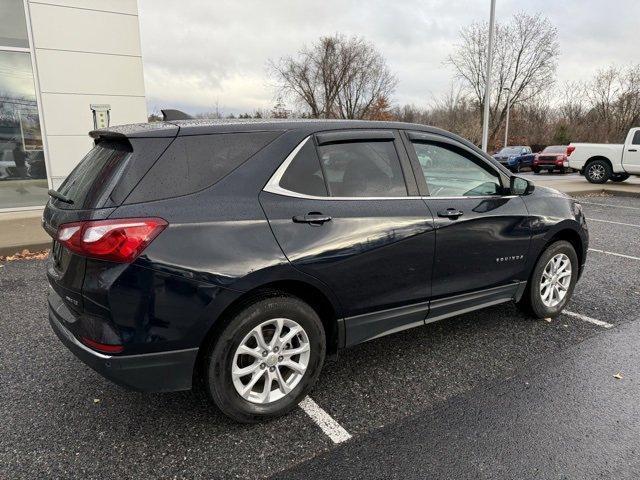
[633,130,640,145]
[127,131,281,203]
[317,141,407,197]
[279,140,327,197]
[57,140,132,209]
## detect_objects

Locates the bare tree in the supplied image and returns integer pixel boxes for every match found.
[448,12,559,144]
[270,34,397,119]
[584,65,640,142]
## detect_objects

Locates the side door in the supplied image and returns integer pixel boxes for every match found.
[623,129,640,174]
[402,131,531,321]
[260,130,435,346]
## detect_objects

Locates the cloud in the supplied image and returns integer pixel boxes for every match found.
[138,0,639,115]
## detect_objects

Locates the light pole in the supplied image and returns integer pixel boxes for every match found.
[481,0,497,153]
[503,87,511,148]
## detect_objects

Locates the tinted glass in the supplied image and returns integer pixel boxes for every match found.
[128,131,280,202]
[542,146,567,153]
[57,140,132,209]
[633,131,640,145]
[498,147,522,155]
[0,0,29,48]
[0,51,48,208]
[412,142,501,197]
[317,141,407,197]
[280,140,327,196]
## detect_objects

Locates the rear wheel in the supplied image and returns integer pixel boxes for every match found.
[584,160,611,183]
[518,240,578,318]
[611,173,630,182]
[532,167,540,174]
[203,295,326,423]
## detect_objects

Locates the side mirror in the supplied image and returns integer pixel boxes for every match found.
[510,176,534,195]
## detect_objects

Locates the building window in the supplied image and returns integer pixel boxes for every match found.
[0,0,29,48]
[0,51,48,208]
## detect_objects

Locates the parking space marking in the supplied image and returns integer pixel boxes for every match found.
[299,396,352,444]
[586,218,640,228]
[563,310,614,329]
[580,201,640,211]
[589,248,640,261]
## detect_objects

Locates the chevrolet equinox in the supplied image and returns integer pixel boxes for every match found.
[44,119,588,422]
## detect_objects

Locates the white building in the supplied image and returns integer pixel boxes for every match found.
[0,0,147,213]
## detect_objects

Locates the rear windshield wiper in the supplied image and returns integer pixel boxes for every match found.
[48,189,74,205]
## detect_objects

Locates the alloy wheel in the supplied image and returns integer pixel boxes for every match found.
[231,318,311,404]
[539,253,572,308]
[588,164,605,181]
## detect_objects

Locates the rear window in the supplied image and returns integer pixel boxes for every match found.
[126,131,281,203]
[57,140,132,209]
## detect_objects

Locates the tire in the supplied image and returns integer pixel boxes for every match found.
[203,294,326,423]
[559,167,566,174]
[532,167,540,174]
[584,160,611,184]
[611,173,630,182]
[518,240,579,319]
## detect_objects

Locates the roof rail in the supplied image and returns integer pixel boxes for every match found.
[161,109,193,121]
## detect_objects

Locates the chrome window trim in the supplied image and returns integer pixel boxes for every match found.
[262,135,517,201]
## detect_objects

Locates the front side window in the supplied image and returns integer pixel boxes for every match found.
[412,142,502,197]
[317,141,407,197]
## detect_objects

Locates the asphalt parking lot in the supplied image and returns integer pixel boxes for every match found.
[2,194,640,479]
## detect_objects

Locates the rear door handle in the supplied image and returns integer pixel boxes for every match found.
[628,148,638,152]
[437,208,464,219]
[292,213,332,225]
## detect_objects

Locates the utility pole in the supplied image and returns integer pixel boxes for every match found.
[503,87,511,148]
[481,0,496,153]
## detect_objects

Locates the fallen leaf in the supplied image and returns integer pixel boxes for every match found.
[93,398,101,403]
[613,372,623,380]
[544,317,552,323]
[0,249,50,262]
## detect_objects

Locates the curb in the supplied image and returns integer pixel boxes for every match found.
[566,188,640,198]
[0,242,51,258]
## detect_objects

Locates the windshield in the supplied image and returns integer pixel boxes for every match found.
[497,147,523,155]
[542,146,567,153]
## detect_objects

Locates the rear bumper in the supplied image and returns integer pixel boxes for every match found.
[49,297,198,392]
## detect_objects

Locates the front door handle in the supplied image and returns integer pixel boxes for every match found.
[292,213,332,225]
[437,208,464,219]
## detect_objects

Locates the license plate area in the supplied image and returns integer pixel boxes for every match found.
[52,240,63,267]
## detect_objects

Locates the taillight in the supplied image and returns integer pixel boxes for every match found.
[566,146,575,156]
[80,337,124,354]
[57,217,167,263]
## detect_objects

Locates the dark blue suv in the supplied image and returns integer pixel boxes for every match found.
[43,119,588,422]
[493,146,536,172]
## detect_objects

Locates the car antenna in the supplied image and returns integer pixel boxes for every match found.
[161,109,193,121]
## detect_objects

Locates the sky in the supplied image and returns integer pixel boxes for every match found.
[138,0,640,117]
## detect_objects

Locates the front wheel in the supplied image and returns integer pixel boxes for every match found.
[518,240,578,318]
[203,295,326,423]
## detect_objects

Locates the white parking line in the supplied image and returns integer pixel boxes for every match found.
[586,218,640,228]
[299,396,352,444]
[563,310,614,329]
[589,248,640,261]
[580,201,640,211]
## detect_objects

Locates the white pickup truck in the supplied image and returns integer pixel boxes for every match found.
[568,127,640,183]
